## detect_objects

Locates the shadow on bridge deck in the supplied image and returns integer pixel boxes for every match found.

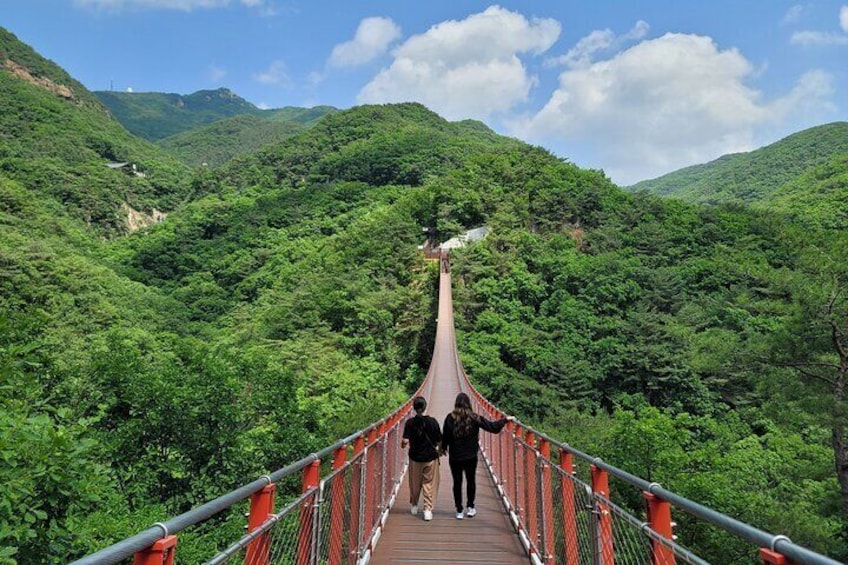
[369,260,528,565]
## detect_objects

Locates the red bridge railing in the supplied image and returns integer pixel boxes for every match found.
[462,378,842,565]
[70,392,418,565]
[77,380,841,565]
[70,253,842,565]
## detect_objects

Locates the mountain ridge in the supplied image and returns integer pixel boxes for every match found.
[95,87,338,143]
[1,26,191,235]
[628,122,848,227]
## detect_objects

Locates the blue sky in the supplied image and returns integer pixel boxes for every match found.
[3,1,847,184]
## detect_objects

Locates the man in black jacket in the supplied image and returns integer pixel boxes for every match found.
[402,396,442,521]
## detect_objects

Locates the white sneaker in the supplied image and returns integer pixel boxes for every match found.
[466,507,477,518]
[423,510,433,521]
[410,505,418,515]
[456,511,464,519]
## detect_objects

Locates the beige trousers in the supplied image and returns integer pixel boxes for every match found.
[408,459,440,511]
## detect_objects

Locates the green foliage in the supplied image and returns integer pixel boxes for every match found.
[154,105,338,169]
[0,27,191,236]
[1,27,846,562]
[157,115,306,168]
[95,88,263,141]
[597,406,842,559]
[0,313,117,564]
[629,122,848,229]
[95,88,337,144]
[448,181,845,557]
[768,152,848,229]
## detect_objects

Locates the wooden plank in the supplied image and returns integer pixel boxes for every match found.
[370,266,528,565]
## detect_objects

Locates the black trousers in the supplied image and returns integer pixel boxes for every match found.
[449,456,478,512]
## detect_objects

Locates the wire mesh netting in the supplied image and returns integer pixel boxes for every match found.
[202,415,407,565]
[471,392,712,565]
[204,490,313,565]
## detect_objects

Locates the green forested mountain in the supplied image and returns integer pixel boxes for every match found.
[629,122,848,227]
[2,26,847,565]
[156,105,337,168]
[95,87,337,145]
[0,27,191,236]
[157,114,306,168]
[94,88,262,141]
[767,151,848,228]
[265,105,338,125]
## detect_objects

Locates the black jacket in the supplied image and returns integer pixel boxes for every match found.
[403,414,442,462]
[441,413,508,462]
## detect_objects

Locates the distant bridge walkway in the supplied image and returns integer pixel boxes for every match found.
[369,254,527,565]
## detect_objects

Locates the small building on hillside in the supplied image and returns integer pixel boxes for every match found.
[441,226,489,250]
[106,162,146,178]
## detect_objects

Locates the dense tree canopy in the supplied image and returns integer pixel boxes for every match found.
[1,25,847,563]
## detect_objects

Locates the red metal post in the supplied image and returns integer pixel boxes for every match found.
[591,464,615,565]
[365,427,379,534]
[297,460,320,565]
[133,535,177,565]
[385,421,396,501]
[350,436,365,563]
[245,483,276,565]
[539,439,556,565]
[377,422,388,504]
[495,414,504,484]
[560,450,579,565]
[760,548,794,565]
[643,492,675,565]
[505,421,516,507]
[513,424,523,513]
[525,430,539,556]
[327,446,348,565]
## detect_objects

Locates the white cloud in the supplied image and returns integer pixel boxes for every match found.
[307,70,325,86]
[254,60,291,86]
[73,0,265,11]
[209,64,227,83]
[329,17,402,68]
[782,5,804,25]
[769,69,836,118]
[790,30,848,45]
[549,29,616,69]
[790,5,848,45]
[357,6,560,120]
[548,21,649,69]
[513,33,836,185]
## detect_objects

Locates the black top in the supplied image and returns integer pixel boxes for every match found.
[441,413,508,462]
[403,414,442,463]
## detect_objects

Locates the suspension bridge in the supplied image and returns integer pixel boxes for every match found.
[70,252,843,565]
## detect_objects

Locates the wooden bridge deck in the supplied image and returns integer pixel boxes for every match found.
[369,262,528,565]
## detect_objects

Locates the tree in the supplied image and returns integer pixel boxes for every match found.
[771,238,848,518]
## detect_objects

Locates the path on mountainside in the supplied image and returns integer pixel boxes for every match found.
[370,257,528,565]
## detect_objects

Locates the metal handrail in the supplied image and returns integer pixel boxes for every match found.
[68,406,413,565]
[465,381,844,565]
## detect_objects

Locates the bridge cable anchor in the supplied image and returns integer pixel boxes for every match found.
[770,534,792,552]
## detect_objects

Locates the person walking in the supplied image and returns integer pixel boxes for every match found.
[401,396,442,521]
[441,392,513,519]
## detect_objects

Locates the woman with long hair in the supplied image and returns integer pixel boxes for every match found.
[401,396,442,521]
[441,392,513,519]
